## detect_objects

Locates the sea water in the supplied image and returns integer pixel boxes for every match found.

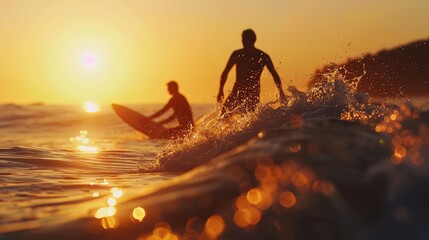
[1,91,428,237]
[0,103,212,233]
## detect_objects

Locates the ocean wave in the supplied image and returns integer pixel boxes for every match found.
[6,106,428,239]
[155,75,398,171]
[1,73,429,239]
[0,146,52,155]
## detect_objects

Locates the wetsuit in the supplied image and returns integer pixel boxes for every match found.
[152,93,194,139]
[221,48,279,114]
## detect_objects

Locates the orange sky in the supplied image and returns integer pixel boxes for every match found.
[0,0,428,104]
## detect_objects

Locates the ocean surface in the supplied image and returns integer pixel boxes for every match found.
[0,103,213,233]
[1,90,428,239]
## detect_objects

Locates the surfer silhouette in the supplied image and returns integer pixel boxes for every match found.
[148,81,194,138]
[217,29,287,115]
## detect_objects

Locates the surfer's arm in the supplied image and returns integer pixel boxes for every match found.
[218,53,236,102]
[148,100,172,119]
[266,55,287,103]
[158,113,176,125]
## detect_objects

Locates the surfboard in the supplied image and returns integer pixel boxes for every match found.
[112,104,167,139]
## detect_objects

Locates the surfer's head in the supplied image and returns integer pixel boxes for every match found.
[167,81,179,95]
[242,29,256,49]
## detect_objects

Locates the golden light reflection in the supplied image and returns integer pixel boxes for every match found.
[71,130,99,153]
[289,143,302,153]
[233,207,261,228]
[128,159,369,237]
[93,184,126,230]
[101,216,118,229]
[247,208,261,225]
[95,206,116,219]
[242,187,273,210]
[77,145,99,153]
[312,181,335,195]
[102,179,109,185]
[255,165,270,181]
[375,105,426,167]
[392,136,402,146]
[233,210,251,228]
[260,177,278,192]
[403,136,415,147]
[83,101,100,113]
[106,206,116,216]
[394,145,407,159]
[111,187,123,198]
[108,197,117,207]
[153,223,171,236]
[279,191,296,208]
[279,164,293,182]
[269,165,282,179]
[204,215,225,238]
[95,207,107,219]
[71,130,89,143]
[246,188,262,205]
[236,195,250,210]
[390,155,403,165]
[132,207,146,222]
[143,233,179,240]
[375,125,382,133]
[255,190,273,210]
[291,172,308,188]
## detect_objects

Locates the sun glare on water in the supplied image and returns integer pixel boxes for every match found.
[71,130,99,153]
[84,101,100,113]
[77,145,99,153]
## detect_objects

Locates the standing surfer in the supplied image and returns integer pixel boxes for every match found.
[217,29,287,115]
[148,81,194,138]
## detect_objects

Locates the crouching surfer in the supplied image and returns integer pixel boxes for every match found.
[148,81,194,139]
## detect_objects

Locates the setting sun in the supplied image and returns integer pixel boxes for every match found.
[1,1,428,104]
[82,53,98,69]
[83,101,100,113]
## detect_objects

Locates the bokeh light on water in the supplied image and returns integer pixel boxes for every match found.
[204,215,225,238]
[94,186,125,229]
[132,207,146,222]
[374,104,426,166]
[70,130,99,153]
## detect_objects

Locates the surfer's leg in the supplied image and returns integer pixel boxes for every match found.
[244,96,259,113]
[221,94,238,116]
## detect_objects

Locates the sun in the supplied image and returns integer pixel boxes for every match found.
[82,53,98,69]
[83,101,100,113]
